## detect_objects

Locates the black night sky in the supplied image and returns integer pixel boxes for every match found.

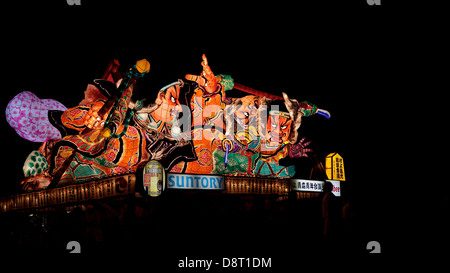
[0,0,446,262]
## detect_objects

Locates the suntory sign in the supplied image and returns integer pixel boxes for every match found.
[167,174,225,190]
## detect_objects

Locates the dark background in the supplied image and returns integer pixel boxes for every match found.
[0,0,446,267]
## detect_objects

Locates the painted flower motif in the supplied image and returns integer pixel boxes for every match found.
[127,126,137,135]
[10,97,21,107]
[6,91,67,142]
[38,124,47,132]
[41,99,66,111]
[29,109,39,118]
[9,107,20,118]
[8,119,18,128]
[18,116,30,127]
[51,131,62,140]
[113,166,127,175]
[19,126,31,136]
[106,152,116,161]
[198,149,212,166]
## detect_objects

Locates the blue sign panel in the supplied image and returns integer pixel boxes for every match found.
[167,174,225,190]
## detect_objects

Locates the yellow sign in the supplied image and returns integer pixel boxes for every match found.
[325,153,345,181]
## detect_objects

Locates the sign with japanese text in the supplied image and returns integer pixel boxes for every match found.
[325,153,345,181]
[291,179,341,197]
[291,179,324,193]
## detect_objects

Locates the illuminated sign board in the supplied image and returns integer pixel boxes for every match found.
[291,179,341,197]
[325,153,345,181]
[167,174,225,190]
[142,160,166,197]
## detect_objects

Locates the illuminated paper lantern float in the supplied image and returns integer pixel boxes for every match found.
[6,91,67,142]
[6,55,332,193]
[174,54,332,179]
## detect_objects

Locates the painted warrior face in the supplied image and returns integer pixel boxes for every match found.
[261,112,292,154]
[233,96,260,143]
[151,85,181,123]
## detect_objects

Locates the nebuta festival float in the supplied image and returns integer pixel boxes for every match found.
[1,55,342,211]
